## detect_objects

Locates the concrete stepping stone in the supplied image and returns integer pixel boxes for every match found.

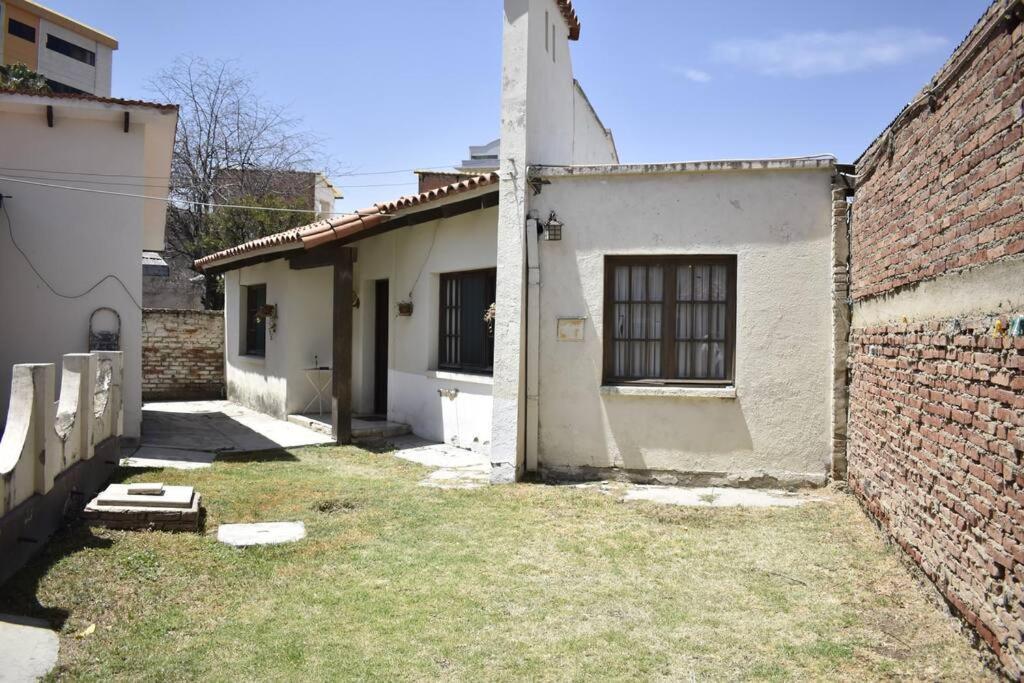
[0,613,58,682]
[217,522,306,547]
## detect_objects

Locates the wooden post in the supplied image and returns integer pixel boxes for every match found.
[332,247,354,444]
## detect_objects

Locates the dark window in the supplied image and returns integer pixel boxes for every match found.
[8,18,35,42]
[244,284,267,356]
[45,79,87,95]
[604,255,736,385]
[439,269,496,374]
[46,34,95,65]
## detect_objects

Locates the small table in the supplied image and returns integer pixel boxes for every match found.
[303,366,332,416]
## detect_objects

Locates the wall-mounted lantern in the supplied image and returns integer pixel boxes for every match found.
[543,211,563,241]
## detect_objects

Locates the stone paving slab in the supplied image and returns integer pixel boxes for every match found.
[0,613,58,682]
[384,435,491,489]
[217,522,306,547]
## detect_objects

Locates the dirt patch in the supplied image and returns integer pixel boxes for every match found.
[311,499,357,514]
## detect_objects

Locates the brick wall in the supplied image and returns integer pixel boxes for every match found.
[848,1,1024,676]
[849,320,1024,670]
[852,2,1023,301]
[142,309,224,401]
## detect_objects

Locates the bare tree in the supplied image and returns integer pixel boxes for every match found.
[150,57,327,308]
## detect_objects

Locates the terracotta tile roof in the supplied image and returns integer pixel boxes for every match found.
[0,88,178,111]
[557,0,581,41]
[195,171,499,270]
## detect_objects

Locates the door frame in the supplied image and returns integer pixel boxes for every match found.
[373,279,389,416]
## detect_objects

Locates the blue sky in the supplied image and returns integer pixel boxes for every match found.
[45,1,991,212]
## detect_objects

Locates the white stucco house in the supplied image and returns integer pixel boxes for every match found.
[0,90,178,438]
[196,0,847,487]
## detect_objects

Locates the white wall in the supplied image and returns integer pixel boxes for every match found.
[0,106,170,437]
[224,258,328,420]
[493,0,622,481]
[529,168,835,486]
[223,204,499,452]
[572,82,617,164]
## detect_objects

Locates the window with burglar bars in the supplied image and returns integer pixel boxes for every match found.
[604,256,736,384]
[438,269,496,374]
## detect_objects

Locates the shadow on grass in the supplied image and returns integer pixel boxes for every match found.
[0,522,113,630]
[214,448,300,463]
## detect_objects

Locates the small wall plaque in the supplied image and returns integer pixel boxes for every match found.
[557,317,586,342]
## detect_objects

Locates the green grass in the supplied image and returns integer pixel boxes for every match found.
[0,446,992,681]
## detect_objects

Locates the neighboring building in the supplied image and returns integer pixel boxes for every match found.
[195,0,844,490]
[0,0,116,96]
[142,169,342,310]
[0,90,178,438]
[213,168,342,217]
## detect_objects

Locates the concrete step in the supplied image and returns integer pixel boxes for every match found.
[287,414,412,441]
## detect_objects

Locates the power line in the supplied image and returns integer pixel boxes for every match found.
[0,162,461,180]
[0,172,417,190]
[0,175,396,216]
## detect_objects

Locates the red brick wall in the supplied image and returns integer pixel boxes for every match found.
[848,320,1024,669]
[142,309,224,401]
[851,4,1023,301]
[849,2,1024,676]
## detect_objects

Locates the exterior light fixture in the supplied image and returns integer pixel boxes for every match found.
[544,211,563,241]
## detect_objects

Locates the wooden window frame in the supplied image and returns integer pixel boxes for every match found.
[602,255,737,386]
[243,284,267,357]
[437,267,496,375]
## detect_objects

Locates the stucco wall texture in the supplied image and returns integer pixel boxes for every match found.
[0,102,175,438]
[531,168,835,486]
[224,205,498,452]
[847,3,1024,676]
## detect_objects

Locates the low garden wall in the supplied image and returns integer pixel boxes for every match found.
[142,309,225,401]
[0,352,123,585]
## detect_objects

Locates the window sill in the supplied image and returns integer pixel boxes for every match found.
[237,354,266,365]
[600,385,736,399]
[425,370,494,386]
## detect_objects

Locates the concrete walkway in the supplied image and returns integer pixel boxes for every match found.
[385,435,491,489]
[122,401,331,469]
[0,614,58,682]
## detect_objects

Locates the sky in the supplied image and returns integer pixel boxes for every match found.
[43,0,992,213]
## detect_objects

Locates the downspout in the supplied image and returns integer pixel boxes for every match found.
[524,212,541,472]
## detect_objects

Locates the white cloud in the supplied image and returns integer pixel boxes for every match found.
[668,66,713,83]
[712,28,947,78]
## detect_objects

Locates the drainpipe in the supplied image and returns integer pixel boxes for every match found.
[524,212,541,472]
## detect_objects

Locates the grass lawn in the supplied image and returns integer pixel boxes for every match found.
[0,445,992,681]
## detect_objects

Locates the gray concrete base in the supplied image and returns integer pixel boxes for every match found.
[217,521,306,547]
[0,614,58,682]
[539,464,827,490]
[0,437,119,587]
[383,435,491,489]
[287,413,411,441]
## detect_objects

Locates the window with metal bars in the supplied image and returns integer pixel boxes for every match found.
[438,269,496,374]
[604,255,736,385]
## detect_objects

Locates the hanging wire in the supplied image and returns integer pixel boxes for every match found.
[1,197,143,310]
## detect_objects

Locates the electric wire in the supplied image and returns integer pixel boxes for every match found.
[0,163,460,180]
[0,175,396,216]
[1,198,144,311]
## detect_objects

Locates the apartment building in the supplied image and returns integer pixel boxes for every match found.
[0,0,116,96]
